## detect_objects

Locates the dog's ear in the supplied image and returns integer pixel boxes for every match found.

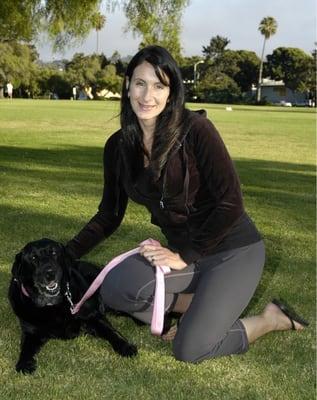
[12,252,22,279]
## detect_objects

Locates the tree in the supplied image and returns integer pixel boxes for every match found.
[218,50,260,92]
[180,56,204,81]
[0,0,103,50]
[64,53,122,97]
[0,0,39,42]
[91,12,106,54]
[196,70,241,103]
[123,0,190,61]
[96,64,122,94]
[0,42,39,97]
[109,51,128,77]
[199,37,260,96]
[65,53,101,88]
[310,49,317,103]
[47,72,71,99]
[266,47,315,95]
[1,1,189,57]
[257,16,278,102]
[202,35,230,60]
[200,36,231,83]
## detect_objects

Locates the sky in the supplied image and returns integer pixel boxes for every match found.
[37,0,316,62]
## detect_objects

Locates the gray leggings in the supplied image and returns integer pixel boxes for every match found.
[100,240,265,363]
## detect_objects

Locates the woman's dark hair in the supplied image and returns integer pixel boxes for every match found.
[120,45,188,181]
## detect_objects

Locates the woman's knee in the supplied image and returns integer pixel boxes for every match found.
[171,319,227,363]
[172,329,209,363]
[100,255,156,310]
[100,271,125,310]
[173,335,227,363]
[172,320,249,363]
[172,337,202,363]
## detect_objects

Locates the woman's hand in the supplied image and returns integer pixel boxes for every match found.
[139,244,187,270]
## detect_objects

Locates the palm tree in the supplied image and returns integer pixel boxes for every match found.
[257,16,278,102]
[91,12,106,54]
[202,35,230,60]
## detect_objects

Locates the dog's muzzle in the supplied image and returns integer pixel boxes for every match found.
[35,265,62,298]
[37,281,60,297]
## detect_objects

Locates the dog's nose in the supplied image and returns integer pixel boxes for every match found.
[45,268,56,281]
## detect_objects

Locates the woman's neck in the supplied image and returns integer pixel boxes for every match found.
[139,119,155,155]
[139,118,155,138]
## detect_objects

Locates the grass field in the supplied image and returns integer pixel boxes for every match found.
[0,99,315,400]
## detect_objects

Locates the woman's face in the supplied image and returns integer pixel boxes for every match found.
[127,61,170,127]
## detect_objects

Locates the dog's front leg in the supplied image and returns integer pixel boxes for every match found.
[16,332,48,374]
[84,317,138,357]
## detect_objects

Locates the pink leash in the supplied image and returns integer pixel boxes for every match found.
[71,239,171,336]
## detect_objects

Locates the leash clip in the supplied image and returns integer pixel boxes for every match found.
[65,282,75,312]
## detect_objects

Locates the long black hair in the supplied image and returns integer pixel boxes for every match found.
[120,45,189,181]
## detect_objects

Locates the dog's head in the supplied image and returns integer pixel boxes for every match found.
[12,238,73,307]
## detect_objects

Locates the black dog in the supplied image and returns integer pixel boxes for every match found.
[8,238,137,374]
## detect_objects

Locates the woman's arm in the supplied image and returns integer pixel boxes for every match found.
[189,116,244,254]
[66,132,128,259]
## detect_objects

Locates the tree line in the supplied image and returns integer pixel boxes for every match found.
[1,39,314,104]
[0,0,315,104]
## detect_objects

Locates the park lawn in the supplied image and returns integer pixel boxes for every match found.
[0,99,315,400]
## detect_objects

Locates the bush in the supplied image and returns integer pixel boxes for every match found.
[196,73,242,103]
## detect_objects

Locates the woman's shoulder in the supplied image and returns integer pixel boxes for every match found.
[106,129,123,144]
[102,130,124,168]
[185,109,219,144]
[104,129,123,151]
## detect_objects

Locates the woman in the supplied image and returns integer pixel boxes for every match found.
[67,45,308,363]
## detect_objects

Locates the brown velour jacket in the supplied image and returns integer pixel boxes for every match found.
[67,110,261,263]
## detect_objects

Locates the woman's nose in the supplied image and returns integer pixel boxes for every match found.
[143,86,153,102]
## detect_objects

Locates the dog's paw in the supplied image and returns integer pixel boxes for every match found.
[16,358,37,374]
[116,342,138,358]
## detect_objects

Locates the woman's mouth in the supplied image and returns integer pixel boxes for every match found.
[138,103,155,112]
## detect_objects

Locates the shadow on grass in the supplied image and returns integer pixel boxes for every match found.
[235,158,315,193]
[1,145,314,230]
[1,145,315,197]
[236,158,315,232]
[0,145,103,170]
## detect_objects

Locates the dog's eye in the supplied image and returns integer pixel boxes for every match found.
[31,255,37,261]
[51,250,57,256]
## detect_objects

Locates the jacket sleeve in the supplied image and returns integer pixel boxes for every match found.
[66,133,128,259]
[189,116,244,254]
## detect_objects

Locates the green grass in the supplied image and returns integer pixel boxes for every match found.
[0,99,315,400]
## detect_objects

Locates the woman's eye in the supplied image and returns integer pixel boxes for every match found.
[135,81,144,86]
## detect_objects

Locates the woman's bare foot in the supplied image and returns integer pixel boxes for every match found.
[240,300,308,344]
[263,302,305,331]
